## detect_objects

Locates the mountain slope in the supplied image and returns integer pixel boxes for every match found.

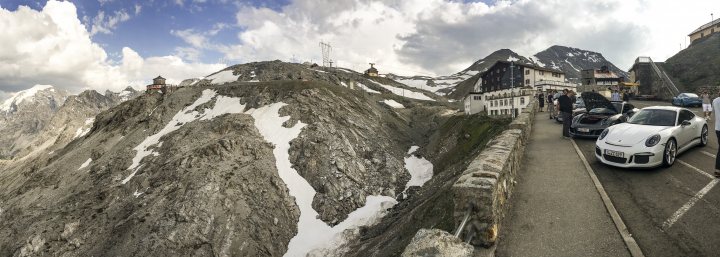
[0,86,141,160]
[662,33,720,92]
[531,45,629,82]
[0,85,69,159]
[0,61,467,256]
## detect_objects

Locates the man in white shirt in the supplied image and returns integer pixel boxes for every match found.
[712,92,720,177]
[611,90,621,101]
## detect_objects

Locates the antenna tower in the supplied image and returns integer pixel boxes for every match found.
[319,41,332,67]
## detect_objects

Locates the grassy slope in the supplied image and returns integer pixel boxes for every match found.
[663,33,720,92]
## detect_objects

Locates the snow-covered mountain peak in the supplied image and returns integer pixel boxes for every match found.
[1,84,55,112]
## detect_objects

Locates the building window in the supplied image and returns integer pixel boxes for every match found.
[525,79,530,85]
[525,70,530,75]
[503,67,506,71]
[539,71,544,75]
[520,97,525,105]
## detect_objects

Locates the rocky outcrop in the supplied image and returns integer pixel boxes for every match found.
[401,229,473,257]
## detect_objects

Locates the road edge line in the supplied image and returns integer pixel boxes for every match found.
[570,139,645,257]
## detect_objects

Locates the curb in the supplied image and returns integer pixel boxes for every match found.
[570,139,645,257]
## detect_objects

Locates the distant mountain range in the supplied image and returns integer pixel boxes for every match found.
[392,45,629,100]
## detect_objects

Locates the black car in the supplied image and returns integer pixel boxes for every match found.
[569,92,637,138]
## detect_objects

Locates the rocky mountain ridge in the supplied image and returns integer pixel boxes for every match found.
[0,61,504,257]
[0,86,141,160]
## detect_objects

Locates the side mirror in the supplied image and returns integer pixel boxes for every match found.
[681,120,691,126]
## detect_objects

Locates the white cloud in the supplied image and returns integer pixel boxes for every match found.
[134,4,142,15]
[0,0,225,99]
[211,0,720,75]
[90,9,130,35]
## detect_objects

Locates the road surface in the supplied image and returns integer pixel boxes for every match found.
[572,100,720,257]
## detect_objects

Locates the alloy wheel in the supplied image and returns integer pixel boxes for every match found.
[665,139,677,165]
[702,125,709,146]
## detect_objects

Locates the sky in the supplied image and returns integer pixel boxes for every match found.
[0,0,719,100]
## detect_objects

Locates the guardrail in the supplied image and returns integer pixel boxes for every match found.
[402,102,538,256]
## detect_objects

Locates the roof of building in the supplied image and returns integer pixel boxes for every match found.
[689,19,720,35]
[365,67,378,73]
[154,75,165,80]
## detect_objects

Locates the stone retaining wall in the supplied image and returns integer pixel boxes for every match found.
[401,102,537,255]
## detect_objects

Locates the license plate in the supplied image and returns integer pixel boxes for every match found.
[605,149,624,158]
[578,128,590,132]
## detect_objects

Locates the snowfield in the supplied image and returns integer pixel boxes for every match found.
[122,89,246,184]
[247,102,397,257]
[381,99,405,108]
[368,80,435,101]
[73,118,95,139]
[206,70,239,85]
[356,82,381,94]
[402,146,434,196]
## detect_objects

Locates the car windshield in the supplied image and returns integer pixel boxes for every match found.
[612,102,622,113]
[683,93,699,98]
[626,109,677,126]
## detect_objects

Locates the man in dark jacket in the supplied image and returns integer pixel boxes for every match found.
[557,89,575,139]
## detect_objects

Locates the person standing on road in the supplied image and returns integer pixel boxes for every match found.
[713,91,720,177]
[702,90,712,120]
[537,90,545,112]
[611,90,621,101]
[547,91,555,119]
[558,89,574,139]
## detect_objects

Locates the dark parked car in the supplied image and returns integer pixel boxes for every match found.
[672,93,702,107]
[569,92,638,138]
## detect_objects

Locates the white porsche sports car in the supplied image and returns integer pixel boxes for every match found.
[595,106,708,168]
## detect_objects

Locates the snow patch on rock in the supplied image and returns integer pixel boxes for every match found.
[206,70,238,85]
[368,80,434,101]
[380,100,405,108]
[402,146,434,196]
[78,158,92,170]
[73,118,95,139]
[356,82,381,94]
[122,89,246,184]
[246,102,397,257]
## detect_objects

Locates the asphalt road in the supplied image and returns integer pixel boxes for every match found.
[572,100,720,257]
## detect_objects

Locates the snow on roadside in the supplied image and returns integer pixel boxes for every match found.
[74,117,95,139]
[356,82,381,94]
[380,100,405,108]
[402,146,434,197]
[78,158,92,170]
[247,102,397,257]
[121,89,246,184]
[368,80,435,101]
[206,70,238,85]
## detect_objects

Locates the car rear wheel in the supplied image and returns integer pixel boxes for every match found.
[701,125,708,146]
[663,138,677,167]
